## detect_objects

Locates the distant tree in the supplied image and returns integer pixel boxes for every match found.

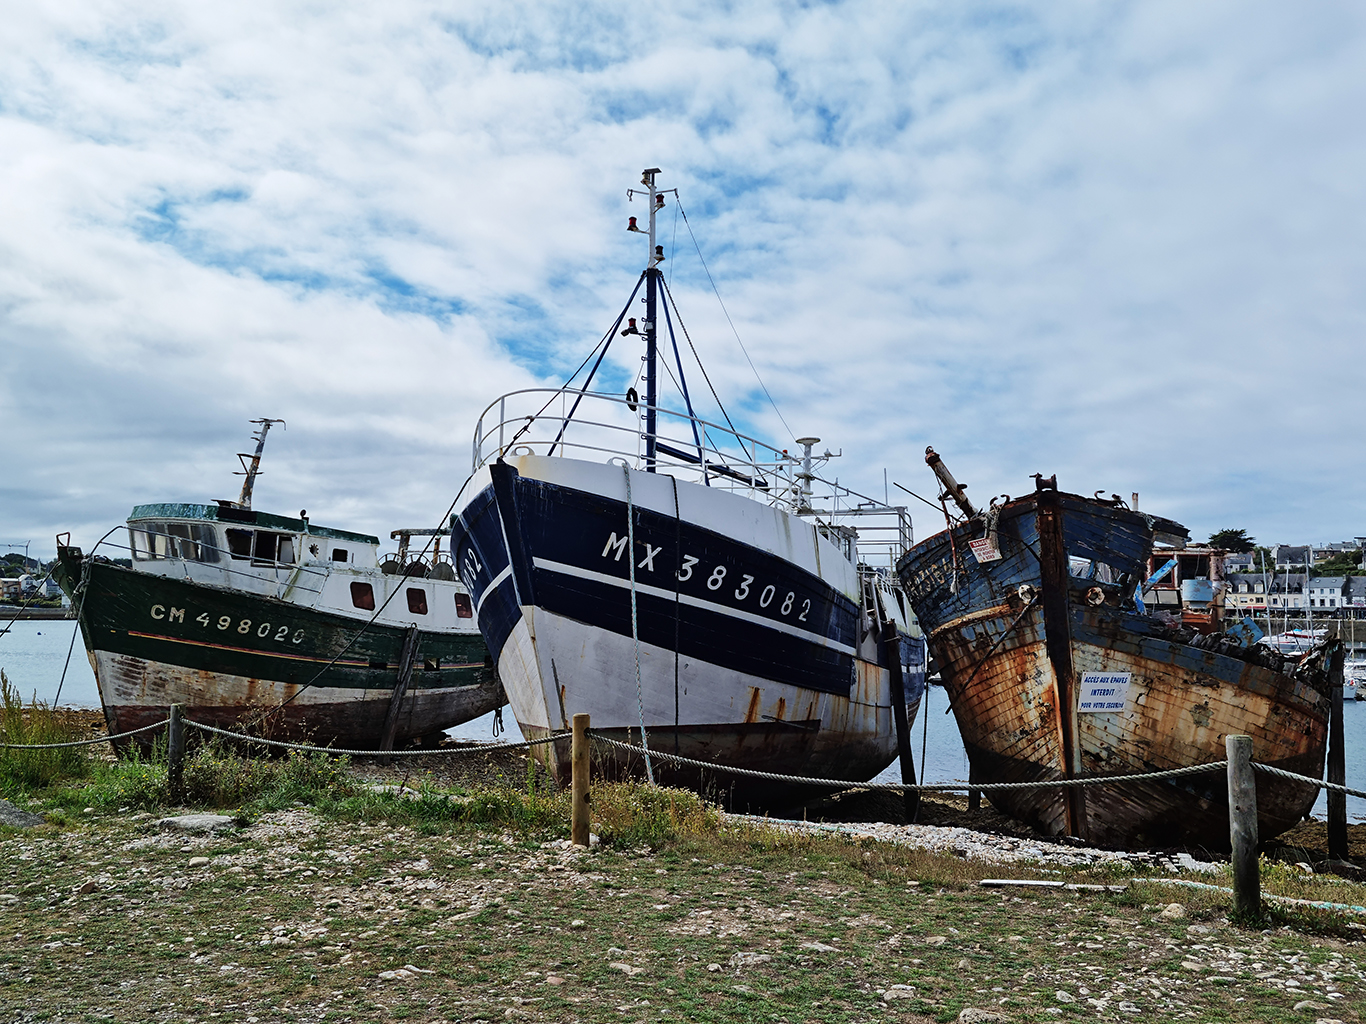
[1208,528,1254,553]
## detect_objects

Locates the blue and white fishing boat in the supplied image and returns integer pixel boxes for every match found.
[449,168,924,801]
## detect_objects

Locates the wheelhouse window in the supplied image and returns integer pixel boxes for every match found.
[130,522,221,563]
[454,593,473,618]
[332,548,349,562]
[407,588,428,615]
[350,582,375,610]
[225,528,297,566]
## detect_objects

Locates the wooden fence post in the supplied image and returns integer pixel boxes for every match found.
[1327,643,1348,860]
[1226,734,1260,920]
[167,704,185,804]
[571,713,591,847]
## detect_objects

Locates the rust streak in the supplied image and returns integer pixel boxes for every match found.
[744,687,762,724]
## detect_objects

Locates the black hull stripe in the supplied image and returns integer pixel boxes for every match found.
[532,557,856,656]
[531,566,855,696]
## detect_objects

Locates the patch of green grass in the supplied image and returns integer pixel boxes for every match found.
[0,670,92,791]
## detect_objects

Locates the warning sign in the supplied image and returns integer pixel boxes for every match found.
[1078,672,1131,713]
[968,537,1002,563]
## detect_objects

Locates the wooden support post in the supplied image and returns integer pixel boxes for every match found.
[379,625,421,764]
[1226,734,1260,920]
[571,713,591,847]
[1327,643,1348,860]
[167,704,185,804]
[883,627,920,823]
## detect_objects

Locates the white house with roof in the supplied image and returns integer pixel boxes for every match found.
[1306,577,1346,610]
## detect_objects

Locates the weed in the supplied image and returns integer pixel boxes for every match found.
[590,783,719,849]
[0,670,92,790]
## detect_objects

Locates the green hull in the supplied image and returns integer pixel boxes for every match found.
[53,549,502,748]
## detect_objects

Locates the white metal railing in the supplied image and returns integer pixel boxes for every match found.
[470,389,913,572]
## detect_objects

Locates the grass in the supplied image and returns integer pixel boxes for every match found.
[2,797,1364,1023]
[0,670,92,790]
[1,706,1365,1021]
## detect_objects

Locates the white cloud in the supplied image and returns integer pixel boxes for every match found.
[2,0,1365,561]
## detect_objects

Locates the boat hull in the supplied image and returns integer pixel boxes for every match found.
[452,455,924,804]
[53,552,503,750]
[899,487,1331,850]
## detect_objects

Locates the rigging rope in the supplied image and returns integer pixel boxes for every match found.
[675,202,796,444]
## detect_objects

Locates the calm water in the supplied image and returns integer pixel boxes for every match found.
[2,620,1361,822]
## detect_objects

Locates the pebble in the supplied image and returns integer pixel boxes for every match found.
[610,962,644,977]
[799,941,839,953]
[569,919,585,930]
[731,814,1193,869]
[188,857,210,868]
[156,814,235,833]
[1159,903,1186,920]
[729,952,771,968]
[957,1010,1007,1023]
[1055,990,1075,1003]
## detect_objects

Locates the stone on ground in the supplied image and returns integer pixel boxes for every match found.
[0,799,44,829]
[156,814,235,832]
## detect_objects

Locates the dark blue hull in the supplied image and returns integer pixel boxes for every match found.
[452,456,925,798]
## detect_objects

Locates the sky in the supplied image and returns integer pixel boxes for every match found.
[3,0,1364,562]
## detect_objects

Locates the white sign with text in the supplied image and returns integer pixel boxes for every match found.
[1078,672,1132,713]
[968,537,1002,563]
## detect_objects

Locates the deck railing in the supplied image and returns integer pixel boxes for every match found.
[470,389,913,570]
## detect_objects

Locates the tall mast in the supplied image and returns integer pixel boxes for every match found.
[236,418,285,510]
[642,167,662,472]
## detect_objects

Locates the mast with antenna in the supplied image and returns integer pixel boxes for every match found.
[235,418,286,510]
[627,168,668,472]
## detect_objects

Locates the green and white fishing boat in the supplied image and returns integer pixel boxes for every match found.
[53,420,501,750]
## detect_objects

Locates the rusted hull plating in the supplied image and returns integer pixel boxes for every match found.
[90,651,505,752]
[55,552,504,752]
[899,487,1331,850]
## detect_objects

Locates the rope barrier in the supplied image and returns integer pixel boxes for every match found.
[183,720,571,757]
[587,731,1229,792]
[0,719,170,750]
[1253,762,1366,800]
[4,710,1360,804]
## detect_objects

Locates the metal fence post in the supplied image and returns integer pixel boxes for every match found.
[1226,734,1260,920]
[167,705,185,804]
[571,713,591,847]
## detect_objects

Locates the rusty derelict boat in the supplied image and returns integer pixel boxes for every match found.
[53,419,502,750]
[449,167,926,803]
[895,449,1333,850]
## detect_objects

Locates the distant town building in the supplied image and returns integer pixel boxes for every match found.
[1272,545,1310,569]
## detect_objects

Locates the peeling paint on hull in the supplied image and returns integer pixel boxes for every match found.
[55,553,503,750]
[899,487,1331,850]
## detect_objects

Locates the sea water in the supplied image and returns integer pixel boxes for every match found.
[2,620,1360,822]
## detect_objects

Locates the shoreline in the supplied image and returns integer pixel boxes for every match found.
[1,607,73,621]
